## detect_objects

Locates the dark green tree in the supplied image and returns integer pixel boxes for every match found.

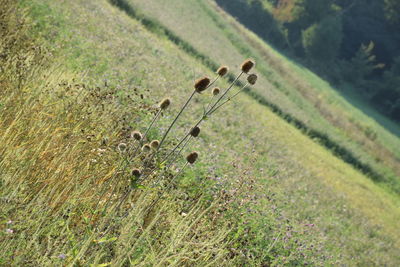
[301,16,342,62]
[345,42,384,87]
[384,0,400,27]
[380,57,400,119]
[291,0,336,27]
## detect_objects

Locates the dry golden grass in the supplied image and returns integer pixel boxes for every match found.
[2,0,400,265]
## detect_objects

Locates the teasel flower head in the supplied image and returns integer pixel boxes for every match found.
[241,59,255,73]
[142,144,151,152]
[159,98,171,110]
[216,66,229,76]
[118,143,127,152]
[212,87,220,96]
[150,140,160,150]
[131,168,142,178]
[186,151,199,164]
[190,126,201,137]
[247,74,258,85]
[194,76,211,93]
[131,130,142,141]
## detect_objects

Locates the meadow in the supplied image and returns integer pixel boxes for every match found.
[1,0,399,266]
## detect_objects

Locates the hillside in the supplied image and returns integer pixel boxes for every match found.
[1,0,400,266]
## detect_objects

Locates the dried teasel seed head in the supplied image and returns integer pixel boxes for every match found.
[142,144,151,152]
[190,126,201,137]
[131,168,141,178]
[241,59,255,73]
[247,74,258,85]
[159,98,171,110]
[118,143,127,152]
[150,140,160,150]
[212,87,220,96]
[216,66,229,76]
[194,76,211,93]
[131,130,142,141]
[186,151,199,164]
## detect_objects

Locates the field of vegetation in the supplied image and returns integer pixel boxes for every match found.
[1,0,399,266]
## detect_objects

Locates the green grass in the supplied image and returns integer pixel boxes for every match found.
[128,0,400,191]
[1,0,400,265]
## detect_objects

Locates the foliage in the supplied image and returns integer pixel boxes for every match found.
[342,42,385,90]
[377,57,400,118]
[216,0,400,122]
[291,0,335,27]
[215,0,288,49]
[384,0,400,27]
[302,16,342,62]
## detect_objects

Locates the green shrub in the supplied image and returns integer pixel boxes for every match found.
[302,16,342,62]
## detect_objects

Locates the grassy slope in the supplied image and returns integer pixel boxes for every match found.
[130,0,400,192]
[1,0,400,265]
[53,0,400,260]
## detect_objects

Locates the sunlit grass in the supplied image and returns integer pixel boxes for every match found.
[1,0,400,265]
[129,0,400,188]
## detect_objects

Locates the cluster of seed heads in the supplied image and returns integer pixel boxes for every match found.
[150,140,159,150]
[217,66,229,77]
[131,131,142,141]
[131,168,141,178]
[247,74,257,85]
[186,152,199,164]
[190,126,201,137]
[194,77,211,93]
[123,59,257,188]
[241,59,254,73]
[159,98,171,110]
[212,87,220,96]
[142,144,151,152]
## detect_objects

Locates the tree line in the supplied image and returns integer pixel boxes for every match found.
[215,0,400,122]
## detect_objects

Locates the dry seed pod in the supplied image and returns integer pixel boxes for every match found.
[131,131,142,141]
[118,143,127,152]
[131,168,142,178]
[247,74,258,85]
[216,66,229,76]
[194,77,211,93]
[212,87,220,96]
[241,59,255,73]
[150,140,160,150]
[190,126,201,137]
[159,98,171,110]
[186,152,199,164]
[142,144,151,152]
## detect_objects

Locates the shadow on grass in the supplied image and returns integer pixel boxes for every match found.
[337,85,400,138]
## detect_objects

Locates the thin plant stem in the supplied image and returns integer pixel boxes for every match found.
[166,135,192,169]
[89,152,131,224]
[204,94,216,116]
[140,72,240,183]
[208,74,220,89]
[143,108,162,140]
[162,132,190,163]
[156,74,219,152]
[208,83,249,116]
[131,108,162,157]
[157,90,196,154]
[144,162,189,214]
[165,71,244,159]
[207,71,243,114]
[152,75,219,158]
